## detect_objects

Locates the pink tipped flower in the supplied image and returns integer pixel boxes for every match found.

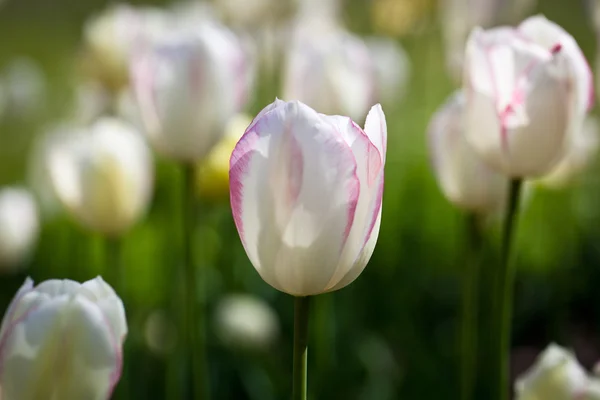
[428,90,507,213]
[131,23,249,162]
[0,276,127,400]
[229,99,386,296]
[463,16,592,178]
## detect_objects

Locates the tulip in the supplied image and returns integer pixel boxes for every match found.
[229,99,386,296]
[0,276,127,400]
[47,117,154,236]
[428,90,507,213]
[282,28,374,123]
[365,37,411,106]
[538,116,599,189]
[131,23,247,162]
[196,113,252,202]
[1,58,46,119]
[83,4,170,92]
[0,188,39,270]
[515,344,588,400]
[214,294,280,351]
[463,23,579,178]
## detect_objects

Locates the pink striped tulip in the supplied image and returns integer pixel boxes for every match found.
[463,16,593,178]
[229,100,386,296]
[0,277,127,400]
[131,23,249,162]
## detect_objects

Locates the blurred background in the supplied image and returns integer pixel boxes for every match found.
[0,0,598,399]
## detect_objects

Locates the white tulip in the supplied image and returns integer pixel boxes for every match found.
[214,294,280,351]
[83,4,171,91]
[515,344,588,400]
[131,23,247,162]
[47,117,154,236]
[282,27,374,122]
[538,116,599,188]
[0,188,39,270]
[0,276,127,400]
[428,91,507,213]
[229,99,386,296]
[365,37,410,106]
[463,22,580,177]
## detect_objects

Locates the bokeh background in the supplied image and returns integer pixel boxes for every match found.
[0,0,599,399]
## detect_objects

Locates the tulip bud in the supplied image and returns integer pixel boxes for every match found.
[196,113,252,202]
[282,29,374,122]
[229,99,386,296]
[214,294,280,351]
[83,4,170,92]
[428,91,507,213]
[0,188,39,270]
[48,117,154,236]
[131,23,246,162]
[515,344,588,400]
[463,24,577,178]
[538,116,599,189]
[0,276,127,400]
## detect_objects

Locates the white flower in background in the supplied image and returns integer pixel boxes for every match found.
[283,28,374,122]
[229,100,386,296]
[131,23,247,162]
[428,91,507,213]
[515,344,589,400]
[69,81,112,125]
[365,36,411,105]
[0,277,127,400]
[441,0,538,80]
[463,16,592,178]
[48,117,154,236]
[214,294,280,351]
[0,188,39,270]
[212,0,296,29]
[2,58,46,119]
[83,4,171,92]
[538,116,600,189]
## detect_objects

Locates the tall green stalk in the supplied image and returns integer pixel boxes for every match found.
[104,237,129,400]
[497,178,523,400]
[181,163,208,400]
[460,213,483,400]
[293,296,311,400]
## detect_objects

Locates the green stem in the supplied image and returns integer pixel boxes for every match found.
[497,178,523,400]
[104,237,129,400]
[460,213,483,400]
[181,163,207,400]
[293,296,311,400]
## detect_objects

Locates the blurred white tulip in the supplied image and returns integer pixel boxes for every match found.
[365,37,411,106]
[440,0,538,80]
[428,91,507,213]
[48,117,154,236]
[2,58,46,119]
[131,23,247,162]
[229,99,386,296]
[214,294,280,351]
[538,116,600,189]
[83,4,171,92]
[0,188,39,270]
[0,276,127,400]
[463,16,592,178]
[515,344,588,400]
[283,28,374,122]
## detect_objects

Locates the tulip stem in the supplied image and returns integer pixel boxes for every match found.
[460,213,483,400]
[181,163,208,400]
[293,296,311,400]
[497,178,523,400]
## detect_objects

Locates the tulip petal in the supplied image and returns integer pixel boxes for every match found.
[0,278,33,340]
[0,295,120,400]
[230,101,360,295]
[81,277,128,341]
[363,104,387,161]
